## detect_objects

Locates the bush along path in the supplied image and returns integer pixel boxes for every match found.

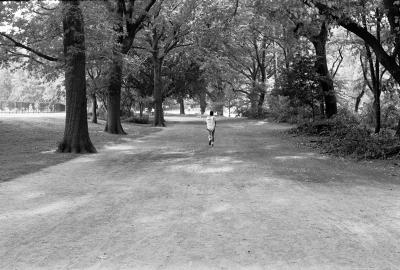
[0,117,400,269]
[291,111,400,160]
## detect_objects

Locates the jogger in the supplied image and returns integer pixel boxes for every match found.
[205,111,216,146]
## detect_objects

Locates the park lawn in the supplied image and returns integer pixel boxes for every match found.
[0,115,160,182]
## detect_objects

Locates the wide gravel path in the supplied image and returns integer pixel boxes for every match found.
[1,117,400,269]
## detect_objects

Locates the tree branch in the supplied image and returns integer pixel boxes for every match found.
[0,32,59,62]
[309,0,400,84]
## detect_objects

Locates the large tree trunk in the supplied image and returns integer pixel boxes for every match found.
[153,56,165,127]
[311,23,338,118]
[91,93,97,124]
[57,1,96,153]
[105,53,126,134]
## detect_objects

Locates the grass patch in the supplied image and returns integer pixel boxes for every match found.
[0,114,160,182]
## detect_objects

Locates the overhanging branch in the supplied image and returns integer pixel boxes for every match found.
[0,32,59,62]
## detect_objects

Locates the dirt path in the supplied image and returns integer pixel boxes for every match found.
[1,117,400,270]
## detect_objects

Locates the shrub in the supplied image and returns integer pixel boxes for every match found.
[125,115,150,124]
[291,109,400,159]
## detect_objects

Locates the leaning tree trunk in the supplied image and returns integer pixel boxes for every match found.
[179,97,185,115]
[57,0,96,153]
[311,23,338,118]
[153,56,165,127]
[91,93,97,124]
[355,86,365,113]
[105,52,126,134]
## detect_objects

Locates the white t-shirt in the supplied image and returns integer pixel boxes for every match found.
[206,116,216,130]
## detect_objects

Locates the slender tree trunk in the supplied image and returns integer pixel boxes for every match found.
[139,102,144,118]
[249,81,258,117]
[91,93,97,123]
[199,90,206,114]
[179,97,185,115]
[396,118,400,137]
[319,100,325,117]
[374,92,381,133]
[257,92,265,118]
[105,53,126,134]
[355,87,365,113]
[153,56,165,127]
[375,10,382,133]
[213,85,225,116]
[311,23,338,118]
[257,69,266,118]
[57,0,96,153]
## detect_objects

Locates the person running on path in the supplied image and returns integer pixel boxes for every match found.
[206,111,216,146]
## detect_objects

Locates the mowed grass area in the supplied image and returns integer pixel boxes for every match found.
[0,114,160,182]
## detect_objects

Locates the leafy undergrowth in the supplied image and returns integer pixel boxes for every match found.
[0,115,160,182]
[124,115,150,124]
[289,113,400,160]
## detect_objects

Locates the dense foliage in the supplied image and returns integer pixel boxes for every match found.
[0,0,399,157]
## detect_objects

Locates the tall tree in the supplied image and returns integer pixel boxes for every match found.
[136,0,196,126]
[58,0,96,153]
[0,1,96,152]
[304,0,400,133]
[104,0,157,134]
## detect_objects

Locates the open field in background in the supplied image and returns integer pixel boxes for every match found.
[0,113,161,182]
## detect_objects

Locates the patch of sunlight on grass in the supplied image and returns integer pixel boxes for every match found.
[162,262,266,270]
[274,155,308,160]
[0,196,90,220]
[201,203,231,218]
[230,124,245,129]
[104,144,137,150]
[168,164,234,174]
[202,167,234,173]
[162,150,194,155]
[274,153,329,161]
[260,177,279,183]
[70,156,97,163]
[17,191,44,200]
[264,144,281,150]
[270,197,290,205]
[339,221,377,243]
[137,211,177,224]
[40,149,56,154]
[213,157,232,162]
